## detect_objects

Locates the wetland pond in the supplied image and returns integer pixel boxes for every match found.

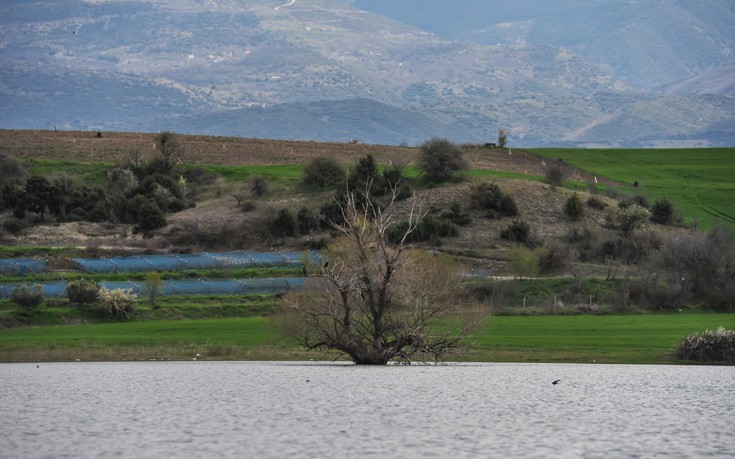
[1,361,733,458]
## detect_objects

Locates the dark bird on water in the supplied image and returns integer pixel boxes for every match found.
[552,380,561,385]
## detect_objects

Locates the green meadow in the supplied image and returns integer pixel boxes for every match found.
[529,148,735,228]
[2,313,733,364]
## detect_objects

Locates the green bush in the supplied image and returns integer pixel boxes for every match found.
[441,201,472,226]
[651,197,675,225]
[128,195,167,233]
[674,327,735,363]
[66,279,100,305]
[388,212,459,244]
[268,208,298,237]
[418,138,467,183]
[469,182,518,218]
[348,155,384,192]
[500,219,531,242]
[11,284,44,309]
[2,217,24,234]
[564,192,585,221]
[302,157,346,189]
[297,207,319,235]
[98,287,137,319]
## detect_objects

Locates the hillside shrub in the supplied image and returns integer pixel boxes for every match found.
[251,175,270,197]
[441,201,472,226]
[545,164,565,190]
[348,154,384,193]
[537,240,569,273]
[10,283,44,309]
[0,153,27,186]
[469,182,518,218]
[674,328,735,363]
[128,195,167,233]
[182,167,218,185]
[106,168,139,195]
[98,287,137,319]
[382,164,403,189]
[268,208,298,237]
[388,211,459,244]
[65,279,100,306]
[302,157,346,189]
[413,214,459,242]
[297,207,319,235]
[650,197,675,225]
[1,184,21,212]
[617,205,650,235]
[564,192,585,221]
[500,219,531,243]
[2,217,24,234]
[418,138,467,183]
[618,195,648,209]
[587,195,608,210]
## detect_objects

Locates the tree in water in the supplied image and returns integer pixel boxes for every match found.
[283,187,480,365]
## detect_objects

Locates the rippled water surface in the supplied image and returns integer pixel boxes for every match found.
[1,362,733,458]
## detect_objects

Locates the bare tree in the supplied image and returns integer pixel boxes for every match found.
[497,129,509,149]
[283,188,480,364]
[154,131,182,173]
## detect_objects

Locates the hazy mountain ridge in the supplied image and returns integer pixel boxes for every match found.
[0,0,733,146]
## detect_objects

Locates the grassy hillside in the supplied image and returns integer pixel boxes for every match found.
[529,148,735,228]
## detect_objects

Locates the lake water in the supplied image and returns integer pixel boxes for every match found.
[1,362,733,458]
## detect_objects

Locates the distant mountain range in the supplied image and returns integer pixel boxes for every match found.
[1,0,733,147]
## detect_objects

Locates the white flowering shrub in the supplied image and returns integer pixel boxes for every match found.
[617,204,650,235]
[98,287,137,320]
[674,327,735,363]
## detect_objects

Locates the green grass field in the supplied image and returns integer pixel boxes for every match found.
[529,148,735,228]
[27,159,112,185]
[2,313,732,364]
[193,164,303,183]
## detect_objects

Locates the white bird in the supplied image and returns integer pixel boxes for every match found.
[594,176,598,184]
[542,160,546,167]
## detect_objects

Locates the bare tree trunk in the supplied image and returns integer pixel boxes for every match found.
[283,185,481,364]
